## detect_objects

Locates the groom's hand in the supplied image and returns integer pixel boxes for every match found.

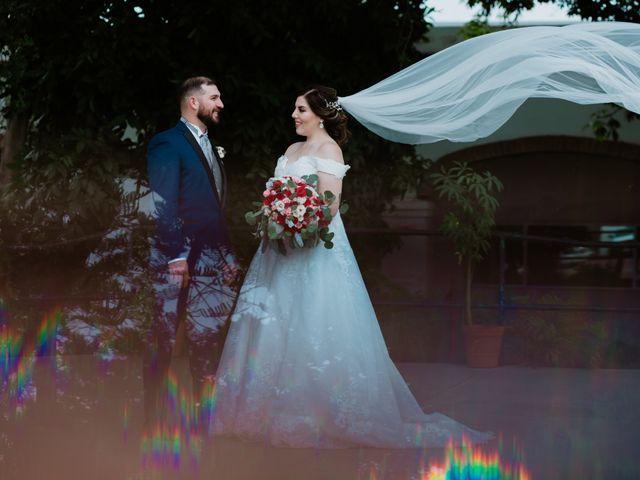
[168,260,190,288]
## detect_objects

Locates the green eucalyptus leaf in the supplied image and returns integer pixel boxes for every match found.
[268,222,284,239]
[305,174,319,186]
[245,211,257,225]
[324,190,336,203]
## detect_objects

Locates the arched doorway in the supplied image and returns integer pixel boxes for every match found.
[436,135,640,288]
[429,136,640,366]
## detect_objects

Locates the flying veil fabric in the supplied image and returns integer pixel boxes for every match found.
[338,22,640,144]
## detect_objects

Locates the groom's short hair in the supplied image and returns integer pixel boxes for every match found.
[179,76,217,105]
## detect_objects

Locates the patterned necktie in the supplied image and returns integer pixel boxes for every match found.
[199,133,223,201]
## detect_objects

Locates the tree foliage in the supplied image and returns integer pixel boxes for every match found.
[0,1,434,339]
[0,0,433,242]
[466,0,640,22]
[0,0,432,144]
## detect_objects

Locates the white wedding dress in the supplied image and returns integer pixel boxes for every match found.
[212,155,491,448]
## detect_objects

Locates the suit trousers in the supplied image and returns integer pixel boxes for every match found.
[142,243,240,427]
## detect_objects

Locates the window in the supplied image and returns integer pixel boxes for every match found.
[475,225,639,288]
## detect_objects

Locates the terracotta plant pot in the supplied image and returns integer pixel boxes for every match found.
[462,325,505,368]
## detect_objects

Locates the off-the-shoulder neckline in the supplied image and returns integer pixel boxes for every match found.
[281,154,344,166]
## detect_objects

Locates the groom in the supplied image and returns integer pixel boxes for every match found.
[144,76,240,424]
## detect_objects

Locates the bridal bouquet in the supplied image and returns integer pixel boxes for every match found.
[244,174,347,255]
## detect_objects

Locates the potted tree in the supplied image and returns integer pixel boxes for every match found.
[430,161,504,367]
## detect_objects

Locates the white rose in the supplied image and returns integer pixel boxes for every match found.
[274,200,286,212]
[294,205,306,220]
[216,146,226,159]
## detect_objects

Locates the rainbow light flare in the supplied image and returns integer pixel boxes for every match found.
[140,368,215,472]
[198,377,217,428]
[368,466,380,480]
[166,369,179,412]
[420,435,531,480]
[36,309,60,356]
[1,308,61,415]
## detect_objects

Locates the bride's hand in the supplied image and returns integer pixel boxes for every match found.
[168,260,190,288]
[318,177,342,220]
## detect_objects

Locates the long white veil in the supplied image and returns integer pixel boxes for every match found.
[338,22,640,144]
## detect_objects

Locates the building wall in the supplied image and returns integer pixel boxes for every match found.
[439,136,640,225]
[372,26,640,363]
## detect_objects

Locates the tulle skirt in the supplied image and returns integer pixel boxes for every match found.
[212,215,491,448]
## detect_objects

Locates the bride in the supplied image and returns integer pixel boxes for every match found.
[211,85,491,448]
[210,22,640,447]
[210,21,640,447]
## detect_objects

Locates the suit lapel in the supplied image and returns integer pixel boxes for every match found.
[178,124,223,207]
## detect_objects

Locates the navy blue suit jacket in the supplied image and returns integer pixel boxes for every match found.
[147,121,228,266]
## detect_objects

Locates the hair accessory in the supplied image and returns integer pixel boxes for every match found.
[325,100,343,112]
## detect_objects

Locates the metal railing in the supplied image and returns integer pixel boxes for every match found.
[2,226,639,318]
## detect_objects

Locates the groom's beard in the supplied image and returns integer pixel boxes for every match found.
[198,106,220,128]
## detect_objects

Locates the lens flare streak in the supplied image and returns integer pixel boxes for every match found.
[421,436,531,480]
[139,368,216,472]
[1,308,60,415]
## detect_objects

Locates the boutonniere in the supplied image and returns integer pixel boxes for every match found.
[216,146,226,159]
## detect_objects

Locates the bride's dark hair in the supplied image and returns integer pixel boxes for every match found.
[299,85,350,146]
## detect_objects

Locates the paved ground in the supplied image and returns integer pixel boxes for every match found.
[1,356,639,479]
